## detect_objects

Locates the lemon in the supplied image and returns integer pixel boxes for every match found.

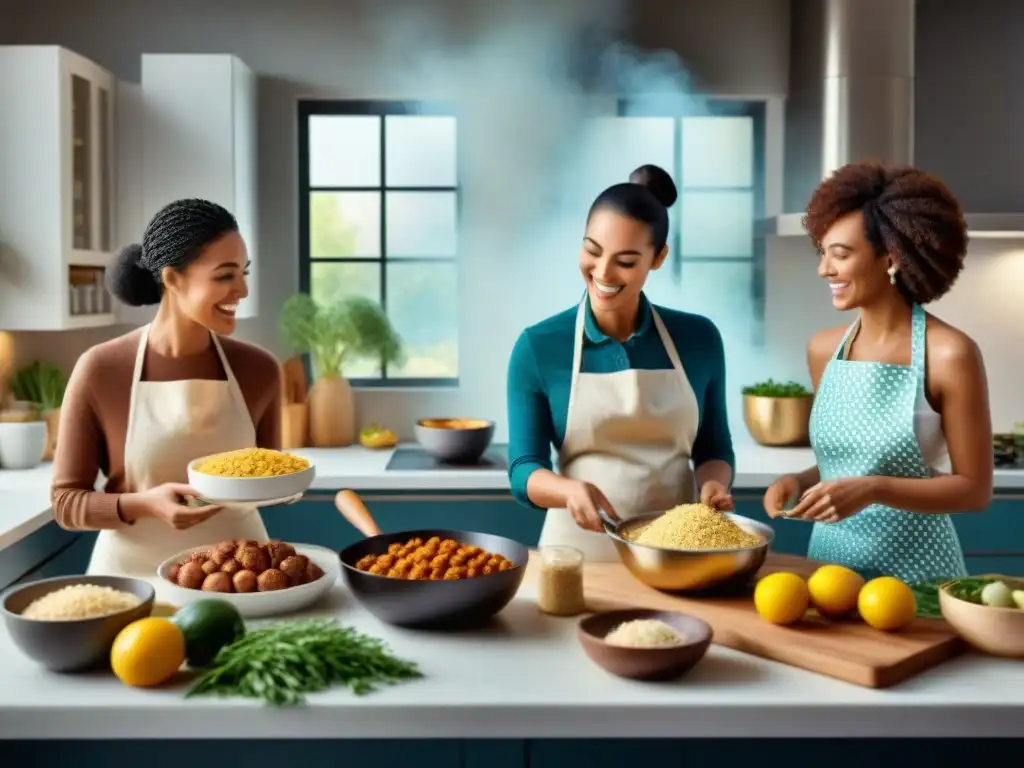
[858,576,917,631]
[807,564,865,619]
[754,572,810,625]
[111,617,186,687]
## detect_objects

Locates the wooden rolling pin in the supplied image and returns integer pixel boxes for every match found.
[335,489,382,537]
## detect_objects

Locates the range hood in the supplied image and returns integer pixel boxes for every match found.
[760,0,1024,240]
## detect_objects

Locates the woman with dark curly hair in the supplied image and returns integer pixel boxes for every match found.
[762,162,993,582]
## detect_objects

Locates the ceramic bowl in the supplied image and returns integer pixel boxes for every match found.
[577,608,713,681]
[414,419,495,464]
[1,575,155,672]
[187,457,315,503]
[939,577,1024,658]
[157,543,339,618]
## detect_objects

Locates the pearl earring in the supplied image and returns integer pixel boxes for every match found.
[887,266,898,285]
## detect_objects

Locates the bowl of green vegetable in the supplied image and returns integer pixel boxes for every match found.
[939,575,1024,658]
[741,379,814,447]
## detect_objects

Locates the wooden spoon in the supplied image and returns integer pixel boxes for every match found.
[335,489,382,537]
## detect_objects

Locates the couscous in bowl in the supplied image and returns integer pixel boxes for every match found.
[187,448,316,504]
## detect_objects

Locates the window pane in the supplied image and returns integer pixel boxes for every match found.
[308,115,380,188]
[679,261,757,342]
[579,117,675,200]
[681,116,754,188]
[680,191,753,257]
[385,261,458,379]
[385,192,457,257]
[385,116,457,187]
[309,262,383,378]
[309,192,381,258]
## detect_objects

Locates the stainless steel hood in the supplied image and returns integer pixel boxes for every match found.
[760,0,1024,240]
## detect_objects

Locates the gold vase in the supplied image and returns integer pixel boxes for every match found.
[743,394,813,447]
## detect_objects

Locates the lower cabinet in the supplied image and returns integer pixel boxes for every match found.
[263,492,546,553]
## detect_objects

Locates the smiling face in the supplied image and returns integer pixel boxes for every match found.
[580,208,667,313]
[817,210,897,311]
[161,231,249,334]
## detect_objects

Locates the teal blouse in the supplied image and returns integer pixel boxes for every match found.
[506,293,736,509]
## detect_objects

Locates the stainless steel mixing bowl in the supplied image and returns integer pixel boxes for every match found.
[604,511,775,592]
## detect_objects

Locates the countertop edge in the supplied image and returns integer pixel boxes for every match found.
[0,702,1021,739]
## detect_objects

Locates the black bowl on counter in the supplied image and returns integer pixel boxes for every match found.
[1,574,155,672]
[414,418,495,464]
[339,528,528,629]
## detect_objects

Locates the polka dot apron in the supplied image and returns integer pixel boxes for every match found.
[806,303,968,583]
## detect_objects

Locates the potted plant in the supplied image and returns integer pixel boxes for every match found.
[742,379,814,447]
[0,401,48,470]
[8,360,67,461]
[279,293,403,447]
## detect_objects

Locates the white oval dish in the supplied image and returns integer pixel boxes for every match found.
[156,543,339,619]
[187,458,315,504]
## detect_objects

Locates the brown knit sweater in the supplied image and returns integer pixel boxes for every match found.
[50,328,283,531]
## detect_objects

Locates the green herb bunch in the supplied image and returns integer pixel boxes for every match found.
[9,361,67,411]
[185,619,423,707]
[278,293,404,379]
[909,576,999,618]
[742,379,812,398]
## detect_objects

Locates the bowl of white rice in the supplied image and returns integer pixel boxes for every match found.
[1,574,155,672]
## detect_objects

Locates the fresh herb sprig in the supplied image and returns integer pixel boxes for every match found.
[909,576,996,618]
[742,379,812,398]
[185,618,423,707]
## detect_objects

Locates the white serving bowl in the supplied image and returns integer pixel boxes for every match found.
[187,457,315,503]
[156,543,339,618]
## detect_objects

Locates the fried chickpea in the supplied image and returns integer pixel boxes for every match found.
[220,558,242,575]
[201,572,233,593]
[201,559,219,576]
[233,569,257,593]
[177,561,206,589]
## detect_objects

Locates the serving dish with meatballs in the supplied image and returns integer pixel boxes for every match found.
[158,540,339,618]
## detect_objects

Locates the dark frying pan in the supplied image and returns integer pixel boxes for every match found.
[335,490,529,629]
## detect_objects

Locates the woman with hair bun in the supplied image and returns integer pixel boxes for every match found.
[763,162,994,583]
[50,198,282,588]
[506,164,736,560]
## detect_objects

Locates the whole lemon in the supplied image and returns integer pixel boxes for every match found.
[858,576,917,631]
[807,564,865,619]
[111,617,186,688]
[754,572,810,625]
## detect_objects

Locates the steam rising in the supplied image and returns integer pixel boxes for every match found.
[366,0,766,438]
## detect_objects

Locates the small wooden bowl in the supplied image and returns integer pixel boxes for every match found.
[577,609,713,681]
[939,578,1024,658]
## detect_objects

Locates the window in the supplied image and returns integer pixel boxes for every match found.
[298,101,460,387]
[613,99,766,345]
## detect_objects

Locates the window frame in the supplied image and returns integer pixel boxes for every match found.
[297,99,461,388]
[616,98,767,344]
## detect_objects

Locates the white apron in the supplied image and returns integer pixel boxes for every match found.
[87,324,269,599]
[537,300,701,561]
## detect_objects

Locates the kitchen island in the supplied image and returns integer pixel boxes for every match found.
[1,578,1022,746]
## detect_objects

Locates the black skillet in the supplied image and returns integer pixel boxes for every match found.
[334,490,528,630]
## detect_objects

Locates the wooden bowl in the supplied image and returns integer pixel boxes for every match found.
[577,609,713,681]
[939,578,1024,658]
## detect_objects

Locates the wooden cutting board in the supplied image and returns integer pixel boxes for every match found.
[526,552,966,689]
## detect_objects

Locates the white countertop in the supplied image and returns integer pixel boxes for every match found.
[1,443,1021,551]
[0,576,1022,739]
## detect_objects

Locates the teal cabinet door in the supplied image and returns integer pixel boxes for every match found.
[732,495,811,556]
[13,531,97,585]
[262,493,545,552]
[953,497,1024,557]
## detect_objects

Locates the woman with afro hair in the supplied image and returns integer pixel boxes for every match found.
[762,162,993,583]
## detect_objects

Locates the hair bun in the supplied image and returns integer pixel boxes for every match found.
[629,164,678,208]
[106,243,162,307]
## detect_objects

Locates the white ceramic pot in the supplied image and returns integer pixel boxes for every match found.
[0,420,48,470]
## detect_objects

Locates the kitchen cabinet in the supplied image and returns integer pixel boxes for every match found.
[0,46,118,330]
[12,532,96,587]
[136,54,259,320]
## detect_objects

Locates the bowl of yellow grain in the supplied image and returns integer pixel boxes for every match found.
[187,448,315,504]
[604,504,774,593]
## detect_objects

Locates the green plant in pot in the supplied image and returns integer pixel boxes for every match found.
[279,293,403,447]
[741,378,814,447]
[8,360,68,460]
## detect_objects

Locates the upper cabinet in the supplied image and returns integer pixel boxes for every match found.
[139,54,259,320]
[0,46,117,330]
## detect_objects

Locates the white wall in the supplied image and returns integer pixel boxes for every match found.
[764,237,1024,433]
